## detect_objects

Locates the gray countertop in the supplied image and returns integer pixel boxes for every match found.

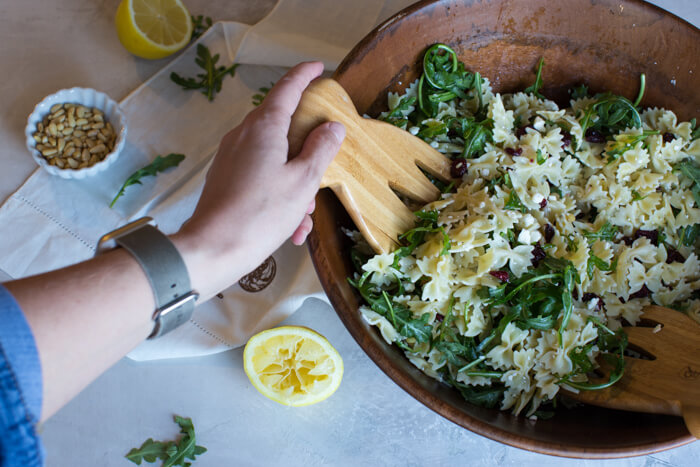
[0,0,698,465]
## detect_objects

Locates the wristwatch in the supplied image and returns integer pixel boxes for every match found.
[96,217,198,338]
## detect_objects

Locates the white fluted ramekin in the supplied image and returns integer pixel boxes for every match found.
[25,87,127,179]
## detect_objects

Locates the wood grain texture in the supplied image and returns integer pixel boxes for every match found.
[562,306,700,438]
[289,78,451,253]
[308,0,700,458]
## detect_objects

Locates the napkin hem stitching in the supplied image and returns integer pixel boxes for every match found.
[16,195,94,252]
[189,318,233,347]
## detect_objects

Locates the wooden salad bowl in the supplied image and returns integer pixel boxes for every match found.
[307,0,700,458]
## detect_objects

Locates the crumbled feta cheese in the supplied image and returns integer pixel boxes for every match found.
[533,116,546,132]
[517,229,531,244]
[430,141,439,148]
[480,169,490,177]
[409,126,420,135]
[532,193,544,204]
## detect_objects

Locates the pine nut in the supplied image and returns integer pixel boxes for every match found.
[90,143,106,154]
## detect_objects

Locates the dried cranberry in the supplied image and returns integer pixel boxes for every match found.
[561,130,572,148]
[622,236,634,246]
[629,284,651,300]
[571,288,579,300]
[531,243,546,267]
[539,198,548,209]
[516,125,533,138]
[544,224,555,243]
[435,313,444,322]
[666,246,686,264]
[505,147,523,157]
[489,270,510,282]
[663,132,675,143]
[584,128,606,144]
[634,229,659,245]
[450,158,468,178]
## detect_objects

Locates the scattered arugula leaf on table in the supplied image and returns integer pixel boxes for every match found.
[126,415,207,466]
[252,84,273,106]
[110,154,185,207]
[191,15,213,40]
[170,44,239,101]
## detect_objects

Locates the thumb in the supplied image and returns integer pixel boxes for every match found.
[289,121,345,181]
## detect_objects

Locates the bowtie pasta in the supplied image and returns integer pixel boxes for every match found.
[348,45,700,418]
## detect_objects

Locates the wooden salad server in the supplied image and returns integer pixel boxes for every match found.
[563,306,700,438]
[288,78,452,254]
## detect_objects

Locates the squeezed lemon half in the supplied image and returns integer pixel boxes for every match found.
[243,326,344,406]
[115,0,193,59]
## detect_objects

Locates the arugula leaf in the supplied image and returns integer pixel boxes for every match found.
[393,210,450,261]
[675,160,700,207]
[126,415,207,466]
[524,58,545,99]
[449,117,493,158]
[605,130,659,164]
[418,43,480,117]
[577,76,645,144]
[417,119,448,139]
[558,317,627,390]
[536,149,546,165]
[570,84,589,100]
[633,73,646,107]
[582,222,618,243]
[111,154,186,207]
[401,312,434,343]
[586,254,618,280]
[380,96,417,128]
[252,84,272,106]
[191,15,213,40]
[690,118,700,141]
[631,190,646,201]
[445,374,505,408]
[126,439,174,465]
[678,224,700,247]
[504,190,528,213]
[170,44,239,101]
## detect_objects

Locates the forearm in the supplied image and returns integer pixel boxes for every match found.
[5,248,155,421]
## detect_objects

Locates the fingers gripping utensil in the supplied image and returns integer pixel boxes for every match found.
[563,306,700,438]
[288,78,452,254]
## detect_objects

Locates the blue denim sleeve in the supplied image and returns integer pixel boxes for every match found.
[0,285,43,467]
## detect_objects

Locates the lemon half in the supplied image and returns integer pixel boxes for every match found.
[243,326,344,406]
[115,0,193,59]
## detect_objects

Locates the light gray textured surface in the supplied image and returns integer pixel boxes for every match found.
[0,0,698,466]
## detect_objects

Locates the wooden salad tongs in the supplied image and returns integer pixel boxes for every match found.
[288,79,700,438]
[562,305,700,438]
[288,78,452,254]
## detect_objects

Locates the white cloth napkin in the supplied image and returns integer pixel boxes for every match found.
[0,0,415,361]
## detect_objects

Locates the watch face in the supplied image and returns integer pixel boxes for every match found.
[239,256,277,293]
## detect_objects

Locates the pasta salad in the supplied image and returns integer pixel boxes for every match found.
[348,45,700,417]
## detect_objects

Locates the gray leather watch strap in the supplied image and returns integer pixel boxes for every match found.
[114,224,195,338]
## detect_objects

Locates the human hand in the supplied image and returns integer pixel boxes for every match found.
[173,62,345,300]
